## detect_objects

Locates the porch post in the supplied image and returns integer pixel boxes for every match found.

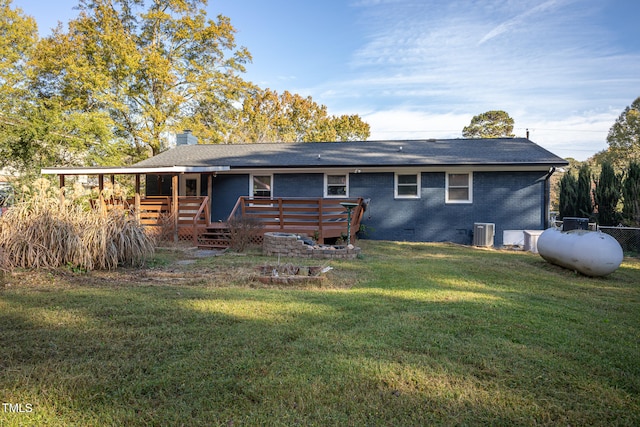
[207,174,213,225]
[134,174,141,222]
[98,174,105,213]
[59,174,65,206]
[172,174,179,242]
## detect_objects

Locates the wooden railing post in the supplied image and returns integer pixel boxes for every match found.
[318,198,324,243]
[278,198,284,230]
[172,174,179,242]
[192,196,209,246]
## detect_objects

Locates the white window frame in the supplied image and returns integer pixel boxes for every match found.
[250,174,273,198]
[179,173,201,197]
[394,173,421,199]
[324,173,349,198]
[446,172,473,204]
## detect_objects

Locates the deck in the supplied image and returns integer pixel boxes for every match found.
[227,196,364,242]
[102,196,365,248]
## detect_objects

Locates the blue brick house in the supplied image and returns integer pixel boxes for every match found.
[131,137,568,246]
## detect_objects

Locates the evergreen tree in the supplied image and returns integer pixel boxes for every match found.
[576,164,593,219]
[558,172,578,219]
[592,162,621,226]
[622,161,640,226]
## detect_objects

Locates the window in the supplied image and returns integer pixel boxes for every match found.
[185,179,198,196]
[325,174,348,197]
[395,173,420,198]
[446,172,472,203]
[251,175,272,198]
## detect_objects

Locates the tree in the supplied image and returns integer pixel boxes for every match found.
[0,100,115,176]
[576,164,593,219]
[462,110,515,139]
[592,161,621,226]
[558,164,593,220]
[558,171,578,219]
[226,88,370,143]
[0,0,37,168]
[0,1,113,174]
[30,0,251,159]
[0,0,119,174]
[607,96,640,163]
[622,161,640,226]
[0,0,37,99]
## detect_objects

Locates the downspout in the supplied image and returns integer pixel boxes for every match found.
[544,167,556,229]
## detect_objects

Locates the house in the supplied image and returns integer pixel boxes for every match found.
[137,136,568,246]
[42,135,568,247]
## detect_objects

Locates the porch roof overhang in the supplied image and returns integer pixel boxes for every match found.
[41,165,231,175]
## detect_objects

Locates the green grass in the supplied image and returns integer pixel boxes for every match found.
[1,241,639,426]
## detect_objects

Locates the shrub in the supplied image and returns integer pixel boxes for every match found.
[0,179,154,271]
[227,216,263,252]
[0,246,10,275]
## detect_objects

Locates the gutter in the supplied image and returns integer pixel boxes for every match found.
[41,165,231,175]
[544,167,557,229]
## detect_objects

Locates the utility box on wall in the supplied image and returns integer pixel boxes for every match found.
[473,223,495,247]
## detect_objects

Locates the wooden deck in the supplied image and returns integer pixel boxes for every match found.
[228,196,364,242]
[99,196,210,244]
[101,195,365,248]
[197,197,366,249]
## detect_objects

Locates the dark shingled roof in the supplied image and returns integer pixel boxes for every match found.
[134,138,568,169]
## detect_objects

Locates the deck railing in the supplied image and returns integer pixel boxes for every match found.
[189,196,210,245]
[227,196,364,243]
[102,196,208,242]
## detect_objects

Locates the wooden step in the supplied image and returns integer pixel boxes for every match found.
[197,223,231,249]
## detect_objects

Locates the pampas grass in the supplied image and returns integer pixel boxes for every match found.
[0,179,154,271]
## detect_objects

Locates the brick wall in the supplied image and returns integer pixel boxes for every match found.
[350,171,548,246]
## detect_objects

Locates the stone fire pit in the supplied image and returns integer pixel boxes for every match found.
[254,263,329,285]
[262,232,361,259]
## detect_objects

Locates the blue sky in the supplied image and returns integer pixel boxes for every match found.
[13,0,640,160]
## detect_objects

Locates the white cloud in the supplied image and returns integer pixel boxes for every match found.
[478,0,572,45]
[522,112,617,160]
[311,0,638,160]
[361,109,470,140]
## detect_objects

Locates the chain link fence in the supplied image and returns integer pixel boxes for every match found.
[599,226,640,253]
[553,221,640,254]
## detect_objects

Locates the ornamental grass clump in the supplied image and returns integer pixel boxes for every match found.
[0,179,154,271]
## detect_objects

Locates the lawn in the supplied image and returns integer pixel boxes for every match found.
[1,241,639,426]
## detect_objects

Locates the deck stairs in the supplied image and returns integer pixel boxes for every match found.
[197,222,232,250]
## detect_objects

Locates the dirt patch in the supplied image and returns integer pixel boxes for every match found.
[1,245,358,290]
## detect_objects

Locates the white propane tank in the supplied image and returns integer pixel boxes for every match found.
[537,228,624,277]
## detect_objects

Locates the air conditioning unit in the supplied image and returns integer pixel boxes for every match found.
[473,223,495,247]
